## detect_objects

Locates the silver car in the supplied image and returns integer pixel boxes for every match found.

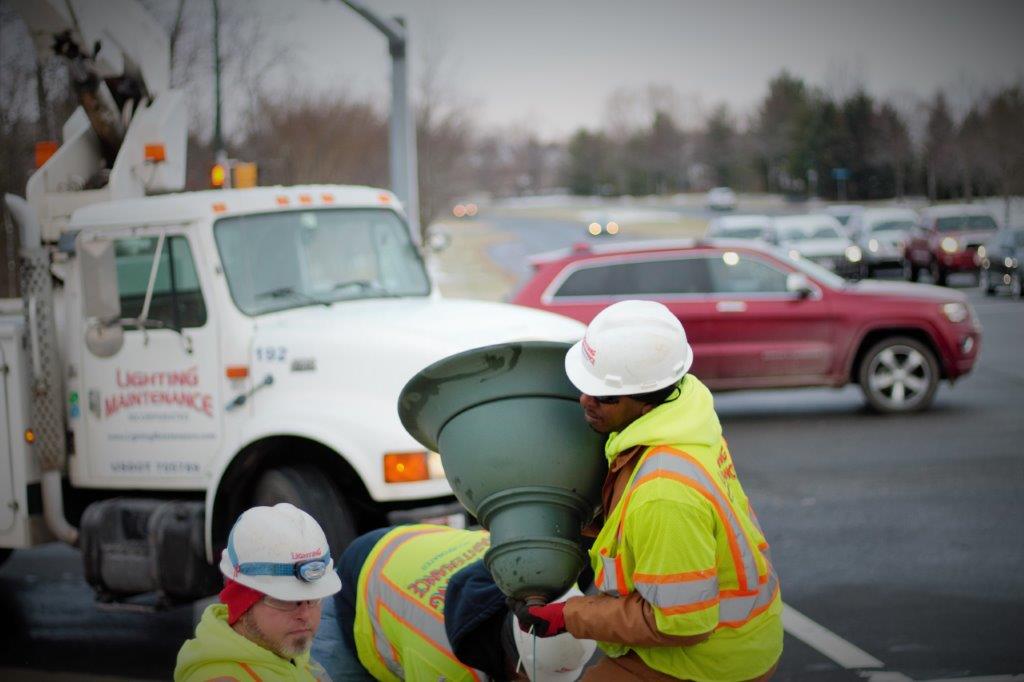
[855,208,918,276]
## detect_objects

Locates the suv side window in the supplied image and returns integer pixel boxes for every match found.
[554,256,711,297]
[708,253,789,294]
[115,235,207,329]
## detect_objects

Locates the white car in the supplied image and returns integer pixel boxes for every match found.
[825,205,865,236]
[854,208,918,276]
[774,214,863,278]
[706,187,738,211]
[705,214,775,243]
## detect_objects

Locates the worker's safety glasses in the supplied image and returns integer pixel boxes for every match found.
[589,394,621,405]
[261,596,323,612]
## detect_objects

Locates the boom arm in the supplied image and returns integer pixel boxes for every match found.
[10,0,186,241]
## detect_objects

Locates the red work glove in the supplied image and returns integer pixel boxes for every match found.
[508,597,567,637]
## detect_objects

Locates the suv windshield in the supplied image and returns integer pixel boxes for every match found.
[780,225,841,241]
[871,220,914,234]
[935,215,998,232]
[214,208,430,315]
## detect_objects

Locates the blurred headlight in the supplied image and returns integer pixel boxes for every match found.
[941,302,969,323]
[868,239,879,252]
[606,221,619,235]
[941,237,959,253]
[427,451,445,479]
[588,222,602,236]
[788,249,801,260]
[722,251,740,266]
[977,245,986,259]
[1005,257,1016,269]
[845,245,862,263]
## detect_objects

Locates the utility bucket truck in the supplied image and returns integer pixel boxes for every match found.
[1,0,583,605]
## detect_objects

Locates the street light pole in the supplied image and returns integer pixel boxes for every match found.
[338,1,420,241]
[212,0,229,187]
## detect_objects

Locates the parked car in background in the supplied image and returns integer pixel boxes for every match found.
[706,187,738,211]
[978,227,1024,299]
[825,205,865,236]
[705,214,776,243]
[904,204,999,285]
[513,239,981,413]
[774,214,863,277]
[855,207,918,277]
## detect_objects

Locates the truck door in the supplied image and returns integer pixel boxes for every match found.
[77,228,222,486]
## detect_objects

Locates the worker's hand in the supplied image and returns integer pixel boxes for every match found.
[507,597,567,637]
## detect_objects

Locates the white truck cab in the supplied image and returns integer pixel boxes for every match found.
[1,183,583,601]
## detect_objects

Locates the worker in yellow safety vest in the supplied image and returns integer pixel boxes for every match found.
[175,503,340,681]
[510,300,783,681]
[310,524,597,681]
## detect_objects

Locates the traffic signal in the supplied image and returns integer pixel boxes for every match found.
[211,163,227,188]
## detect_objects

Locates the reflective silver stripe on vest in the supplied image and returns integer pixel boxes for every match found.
[634,573,719,610]
[365,530,428,677]
[598,556,620,596]
[628,450,760,592]
[719,568,779,625]
[365,528,483,680]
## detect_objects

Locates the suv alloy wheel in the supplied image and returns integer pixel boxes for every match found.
[858,336,940,413]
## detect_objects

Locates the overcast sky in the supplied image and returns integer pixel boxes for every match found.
[261,1,1023,138]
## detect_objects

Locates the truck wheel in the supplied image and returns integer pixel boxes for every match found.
[252,464,357,560]
[859,336,939,414]
[929,260,947,286]
[1011,271,1023,300]
[979,268,995,296]
[0,548,11,569]
[902,259,918,282]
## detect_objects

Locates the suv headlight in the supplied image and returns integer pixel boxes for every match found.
[941,237,959,253]
[845,245,862,263]
[941,302,969,323]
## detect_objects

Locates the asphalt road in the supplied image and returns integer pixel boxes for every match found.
[1,213,1022,680]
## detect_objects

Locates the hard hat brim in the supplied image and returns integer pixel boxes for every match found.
[219,554,342,602]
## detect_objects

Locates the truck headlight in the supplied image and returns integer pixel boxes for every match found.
[845,245,862,263]
[976,245,986,259]
[868,239,879,253]
[788,249,801,260]
[940,302,968,323]
[941,237,959,253]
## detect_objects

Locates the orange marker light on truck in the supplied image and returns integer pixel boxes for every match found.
[225,365,249,379]
[35,141,58,168]
[211,163,227,188]
[144,143,166,163]
[24,428,36,444]
[384,452,430,483]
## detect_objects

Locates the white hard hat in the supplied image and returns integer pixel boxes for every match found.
[564,299,692,397]
[513,586,597,682]
[219,503,342,602]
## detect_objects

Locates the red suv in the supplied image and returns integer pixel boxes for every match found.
[513,239,982,413]
[904,204,999,285]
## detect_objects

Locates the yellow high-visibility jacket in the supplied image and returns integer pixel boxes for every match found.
[353,524,491,682]
[586,375,783,681]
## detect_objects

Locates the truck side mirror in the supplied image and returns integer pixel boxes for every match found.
[786,272,813,299]
[426,227,451,253]
[78,236,124,357]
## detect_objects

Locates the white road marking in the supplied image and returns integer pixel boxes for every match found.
[783,603,1021,682]
[782,603,885,669]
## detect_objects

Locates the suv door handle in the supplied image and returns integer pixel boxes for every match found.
[716,301,747,313]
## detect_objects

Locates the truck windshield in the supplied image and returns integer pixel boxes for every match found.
[214,208,431,315]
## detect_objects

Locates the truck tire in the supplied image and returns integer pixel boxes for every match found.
[858,336,939,414]
[252,464,357,561]
[0,548,11,569]
[929,260,947,286]
[1011,271,1023,300]
[902,259,918,282]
